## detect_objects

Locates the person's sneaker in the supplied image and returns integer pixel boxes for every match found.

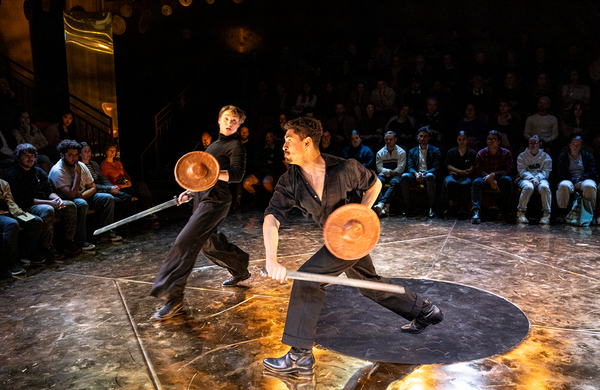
[81,242,96,251]
[471,210,481,224]
[100,232,123,243]
[153,300,184,320]
[48,246,65,261]
[540,213,551,225]
[10,264,26,276]
[373,202,384,216]
[516,211,529,224]
[28,252,47,265]
[63,241,82,257]
[379,204,389,217]
[19,259,31,268]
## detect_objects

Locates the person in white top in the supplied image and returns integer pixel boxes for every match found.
[373,131,406,216]
[515,135,552,224]
[523,96,558,153]
[48,140,116,251]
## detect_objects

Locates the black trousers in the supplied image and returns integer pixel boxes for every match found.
[281,245,423,349]
[150,196,249,301]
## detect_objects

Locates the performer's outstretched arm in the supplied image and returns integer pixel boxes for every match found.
[361,179,382,208]
[263,214,286,283]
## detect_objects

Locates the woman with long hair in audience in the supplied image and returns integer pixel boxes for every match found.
[44,111,75,150]
[100,143,156,220]
[561,101,591,145]
[12,111,57,169]
[490,99,521,152]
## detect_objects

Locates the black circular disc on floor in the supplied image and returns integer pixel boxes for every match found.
[315,278,529,364]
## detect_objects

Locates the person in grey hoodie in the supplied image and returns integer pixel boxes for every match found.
[515,135,552,224]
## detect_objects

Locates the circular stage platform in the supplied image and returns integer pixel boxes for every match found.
[315,278,529,364]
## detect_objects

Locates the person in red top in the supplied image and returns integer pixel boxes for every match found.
[100,144,156,218]
[470,130,513,224]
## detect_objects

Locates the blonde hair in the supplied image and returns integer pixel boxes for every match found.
[218,105,246,123]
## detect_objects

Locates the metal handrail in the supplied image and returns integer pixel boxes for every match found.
[140,83,193,181]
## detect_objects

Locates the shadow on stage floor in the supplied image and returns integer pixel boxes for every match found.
[1,209,599,389]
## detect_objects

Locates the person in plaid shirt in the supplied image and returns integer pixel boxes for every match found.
[471,130,513,224]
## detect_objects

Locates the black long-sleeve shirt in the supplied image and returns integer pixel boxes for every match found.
[5,164,54,209]
[265,154,377,228]
[197,132,246,203]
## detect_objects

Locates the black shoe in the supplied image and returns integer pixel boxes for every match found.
[222,271,251,287]
[10,264,26,276]
[48,246,65,261]
[428,208,436,218]
[263,347,315,375]
[401,299,444,334]
[457,210,468,220]
[471,210,481,224]
[153,300,183,320]
[63,241,82,257]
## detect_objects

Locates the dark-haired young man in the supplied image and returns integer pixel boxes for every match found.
[261,116,443,375]
[150,105,250,320]
[49,139,116,251]
[471,130,513,224]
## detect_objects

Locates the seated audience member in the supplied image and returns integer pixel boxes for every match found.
[201,132,212,150]
[291,83,317,117]
[471,130,513,224]
[561,101,590,144]
[515,135,552,224]
[400,127,442,218]
[347,81,371,121]
[44,111,75,149]
[80,142,132,223]
[442,131,476,218]
[527,73,555,113]
[370,78,396,116]
[523,96,558,153]
[320,130,342,157]
[465,76,492,116]
[385,104,416,150]
[1,178,44,276]
[100,143,155,215]
[417,97,446,147]
[401,78,427,113]
[50,140,117,250]
[555,136,597,223]
[243,131,287,198]
[6,144,77,259]
[328,103,356,146]
[342,130,376,170]
[562,69,590,111]
[12,111,55,170]
[490,100,521,151]
[456,104,486,150]
[301,106,316,119]
[373,131,406,217]
[496,71,525,115]
[1,127,17,168]
[233,126,252,209]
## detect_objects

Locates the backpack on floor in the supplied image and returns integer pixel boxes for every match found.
[566,193,594,227]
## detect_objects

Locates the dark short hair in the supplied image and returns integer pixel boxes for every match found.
[14,143,37,160]
[487,130,502,142]
[80,142,90,148]
[351,130,361,137]
[57,139,82,155]
[218,105,246,123]
[417,126,432,137]
[104,142,116,153]
[384,131,397,138]
[570,135,585,145]
[284,117,323,148]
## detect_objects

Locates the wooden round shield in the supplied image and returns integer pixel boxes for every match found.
[323,204,380,260]
[174,151,220,192]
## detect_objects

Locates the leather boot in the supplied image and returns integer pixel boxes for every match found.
[401,299,444,334]
[263,347,315,375]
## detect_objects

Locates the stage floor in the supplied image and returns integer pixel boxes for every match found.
[1,209,599,389]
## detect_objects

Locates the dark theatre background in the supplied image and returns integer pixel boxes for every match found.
[2,1,600,390]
